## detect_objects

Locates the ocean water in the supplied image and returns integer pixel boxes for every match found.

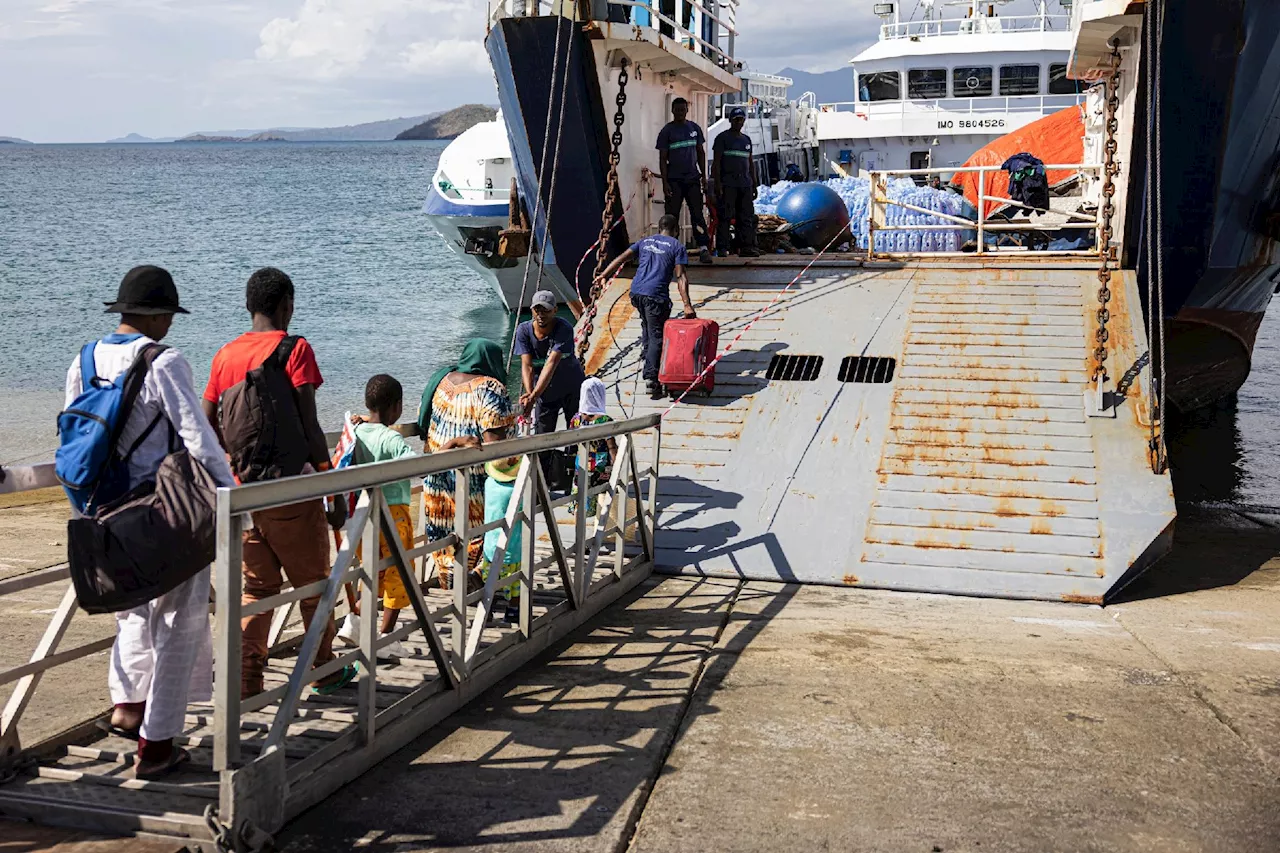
[0,141,514,464]
[2,141,1278,507]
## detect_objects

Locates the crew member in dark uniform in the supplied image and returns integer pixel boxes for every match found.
[656,98,713,265]
[711,106,761,258]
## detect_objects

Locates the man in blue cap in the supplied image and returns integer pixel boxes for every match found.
[711,106,761,258]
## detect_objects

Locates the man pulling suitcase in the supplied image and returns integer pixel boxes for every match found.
[594,214,695,400]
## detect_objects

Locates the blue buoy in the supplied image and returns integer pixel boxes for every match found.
[775,183,851,249]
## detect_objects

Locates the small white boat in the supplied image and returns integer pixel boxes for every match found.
[422,115,576,310]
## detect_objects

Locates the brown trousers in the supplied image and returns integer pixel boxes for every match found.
[240,500,336,697]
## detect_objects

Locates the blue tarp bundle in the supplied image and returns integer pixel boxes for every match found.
[755,177,977,252]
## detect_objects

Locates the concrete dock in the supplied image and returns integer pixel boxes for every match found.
[277,504,1279,853]
[3,492,1278,851]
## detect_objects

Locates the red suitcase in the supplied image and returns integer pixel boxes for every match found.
[659,318,719,395]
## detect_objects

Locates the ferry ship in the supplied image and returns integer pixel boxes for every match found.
[816,0,1084,176]
[420,115,578,309]
[483,0,1280,603]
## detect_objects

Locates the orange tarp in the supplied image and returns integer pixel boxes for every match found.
[951,105,1086,217]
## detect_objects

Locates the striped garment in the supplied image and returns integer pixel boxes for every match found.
[422,375,516,589]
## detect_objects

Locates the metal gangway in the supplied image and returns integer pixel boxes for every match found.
[0,415,662,847]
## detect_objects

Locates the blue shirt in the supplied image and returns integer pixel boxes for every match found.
[656,121,705,182]
[629,235,688,300]
[713,131,754,188]
[513,317,585,403]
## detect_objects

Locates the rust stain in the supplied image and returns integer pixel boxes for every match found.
[993,499,1020,517]
[843,574,860,585]
[1029,519,1053,535]
[584,287,637,375]
[1067,477,1087,485]
[1095,566,1106,578]
[1061,592,1104,605]
[831,434,839,445]
[1039,500,1066,517]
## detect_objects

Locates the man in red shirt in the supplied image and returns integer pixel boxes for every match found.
[201,267,355,699]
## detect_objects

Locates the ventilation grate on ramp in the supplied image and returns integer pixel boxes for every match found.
[838,356,896,384]
[766,354,824,381]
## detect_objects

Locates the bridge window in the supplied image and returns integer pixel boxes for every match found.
[999,64,1041,96]
[952,66,993,97]
[1048,63,1081,95]
[859,71,900,102]
[908,68,948,99]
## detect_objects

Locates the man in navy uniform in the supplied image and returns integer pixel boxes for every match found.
[656,97,713,265]
[711,106,761,258]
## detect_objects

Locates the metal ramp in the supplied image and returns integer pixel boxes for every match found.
[587,256,1174,602]
[0,418,661,846]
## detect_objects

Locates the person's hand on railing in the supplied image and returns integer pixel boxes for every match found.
[440,435,482,452]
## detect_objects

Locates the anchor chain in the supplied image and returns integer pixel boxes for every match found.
[1092,44,1122,387]
[203,805,277,853]
[577,59,629,364]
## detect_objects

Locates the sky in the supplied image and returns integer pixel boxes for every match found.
[0,0,1055,143]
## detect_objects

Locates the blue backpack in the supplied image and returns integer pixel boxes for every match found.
[56,341,168,515]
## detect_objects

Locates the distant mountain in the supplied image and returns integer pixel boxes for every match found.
[0,136,31,144]
[179,132,291,143]
[182,115,437,143]
[107,133,178,143]
[777,66,855,106]
[395,105,498,141]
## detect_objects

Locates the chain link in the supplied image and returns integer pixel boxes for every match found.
[577,59,629,363]
[1092,45,1122,383]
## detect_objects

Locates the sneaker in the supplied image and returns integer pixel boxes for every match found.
[698,247,713,265]
[312,663,358,695]
[336,612,360,648]
[376,637,409,661]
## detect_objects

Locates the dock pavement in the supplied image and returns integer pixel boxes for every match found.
[2,494,1278,852]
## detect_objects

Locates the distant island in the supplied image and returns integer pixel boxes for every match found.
[107,133,179,143]
[179,132,291,143]
[0,137,31,144]
[395,105,498,140]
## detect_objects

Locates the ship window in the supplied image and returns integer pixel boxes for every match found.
[766,354,824,381]
[859,71,900,102]
[999,64,1041,95]
[1048,63,1080,95]
[838,356,896,384]
[910,151,930,170]
[908,68,948,99]
[952,66,993,97]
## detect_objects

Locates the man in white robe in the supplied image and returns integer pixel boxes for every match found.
[64,266,235,779]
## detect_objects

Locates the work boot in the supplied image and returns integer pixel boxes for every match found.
[648,382,666,400]
[740,248,762,258]
[698,247,713,265]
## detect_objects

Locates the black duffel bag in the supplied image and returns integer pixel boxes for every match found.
[67,446,219,614]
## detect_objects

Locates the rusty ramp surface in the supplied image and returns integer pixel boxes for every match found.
[585,257,1174,602]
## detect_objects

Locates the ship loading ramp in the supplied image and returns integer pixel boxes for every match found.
[585,255,1174,603]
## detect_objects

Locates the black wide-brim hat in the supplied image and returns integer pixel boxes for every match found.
[104,265,190,315]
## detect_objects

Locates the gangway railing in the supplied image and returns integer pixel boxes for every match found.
[863,163,1103,258]
[0,414,662,840]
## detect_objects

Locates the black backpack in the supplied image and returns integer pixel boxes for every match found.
[218,335,310,483]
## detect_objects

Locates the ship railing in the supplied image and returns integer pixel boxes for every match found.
[495,0,739,68]
[0,414,663,830]
[864,163,1104,257]
[880,12,1071,40]
[817,93,1086,116]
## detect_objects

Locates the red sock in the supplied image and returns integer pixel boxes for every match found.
[136,737,173,763]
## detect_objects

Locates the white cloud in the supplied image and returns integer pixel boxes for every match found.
[253,0,486,80]
[401,38,488,74]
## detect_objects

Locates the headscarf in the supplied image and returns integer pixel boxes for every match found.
[579,376,608,417]
[418,338,508,436]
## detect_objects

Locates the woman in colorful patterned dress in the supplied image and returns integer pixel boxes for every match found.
[417,339,516,590]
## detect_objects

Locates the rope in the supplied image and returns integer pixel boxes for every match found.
[506,10,574,369]
[1152,0,1168,472]
[659,227,847,417]
[1145,3,1157,446]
